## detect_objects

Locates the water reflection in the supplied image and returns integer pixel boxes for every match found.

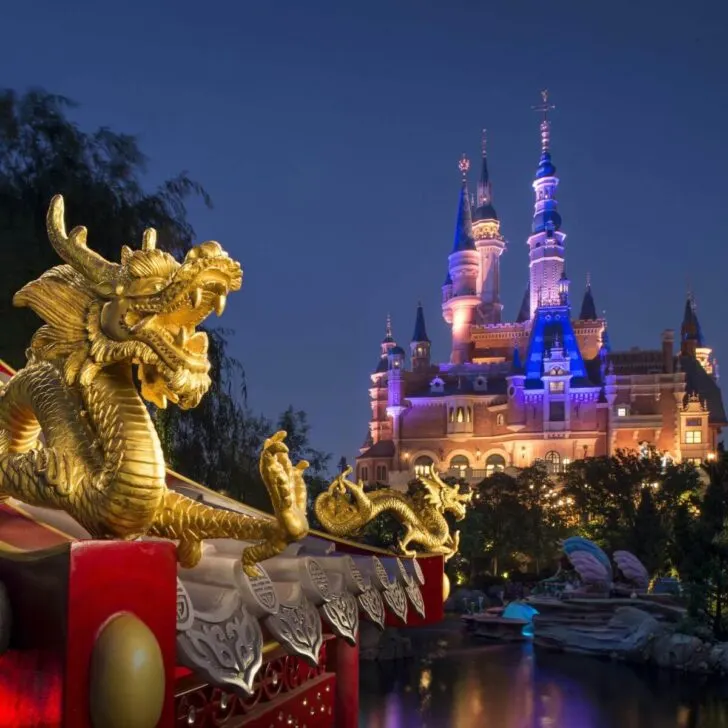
[360,631,728,728]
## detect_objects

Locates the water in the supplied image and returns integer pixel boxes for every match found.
[359,623,728,728]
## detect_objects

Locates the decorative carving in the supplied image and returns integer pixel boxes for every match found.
[264,598,323,668]
[357,586,386,629]
[176,586,264,697]
[321,593,359,646]
[382,581,408,623]
[306,559,331,603]
[0,195,310,577]
[176,580,195,631]
[405,581,426,619]
[314,467,471,560]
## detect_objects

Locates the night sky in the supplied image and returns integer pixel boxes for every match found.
[3,0,727,465]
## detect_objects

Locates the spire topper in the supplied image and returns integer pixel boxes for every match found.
[385,313,393,339]
[586,271,591,288]
[481,128,487,158]
[532,89,555,153]
[458,153,470,182]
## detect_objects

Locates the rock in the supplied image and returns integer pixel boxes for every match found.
[651,633,709,672]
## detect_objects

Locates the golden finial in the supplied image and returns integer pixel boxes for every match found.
[586,271,591,288]
[385,313,393,339]
[481,128,487,158]
[458,153,470,182]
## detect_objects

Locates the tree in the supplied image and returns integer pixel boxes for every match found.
[0,88,210,367]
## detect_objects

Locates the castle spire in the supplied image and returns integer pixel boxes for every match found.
[528,89,565,316]
[474,129,497,220]
[452,154,475,252]
[411,301,430,343]
[579,273,598,320]
[410,302,431,372]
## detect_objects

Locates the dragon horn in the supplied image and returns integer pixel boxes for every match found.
[46,195,119,284]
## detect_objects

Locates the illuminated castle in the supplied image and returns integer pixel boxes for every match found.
[357,92,725,487]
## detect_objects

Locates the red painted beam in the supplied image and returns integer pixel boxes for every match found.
[0,541,177,728]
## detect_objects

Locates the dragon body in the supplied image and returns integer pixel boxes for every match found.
[314,468,471,560]
[0,196,309,576]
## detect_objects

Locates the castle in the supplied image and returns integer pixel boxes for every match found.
[356,92,725,487]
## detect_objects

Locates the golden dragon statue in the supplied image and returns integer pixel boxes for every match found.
[0,195,309,576]
[314,467,471,560]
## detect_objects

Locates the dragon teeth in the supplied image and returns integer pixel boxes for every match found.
[191,288,203,308]
[214,294,226,316]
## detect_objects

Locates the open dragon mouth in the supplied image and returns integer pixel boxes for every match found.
[121,248,242,410]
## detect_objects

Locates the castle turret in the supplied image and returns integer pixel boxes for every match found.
[579,274,598,320]
[681,293,714,375]
[442,155,480,364]
[410,302,431,372]
[527,90,566,317]
[472,130,506,324]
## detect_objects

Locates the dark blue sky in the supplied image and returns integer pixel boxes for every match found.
[3,0,727,464]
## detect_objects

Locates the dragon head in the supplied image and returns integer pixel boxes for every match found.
[14,195,242,409]
[419,470,473,521]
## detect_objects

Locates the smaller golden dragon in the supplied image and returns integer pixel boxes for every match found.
[0,196,309,576]
[314,468,471,560]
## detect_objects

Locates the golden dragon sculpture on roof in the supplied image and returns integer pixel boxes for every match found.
[314,467,471,560]
[0,196,308,576]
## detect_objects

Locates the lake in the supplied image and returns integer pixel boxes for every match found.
[359,622,728,728]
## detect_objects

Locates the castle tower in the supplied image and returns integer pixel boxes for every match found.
[366,315,397,448]
[442,155,480,364]
[410,302,431,372]
[472,130,506,324]
[681,293,714,375]
[527,90,566,317]
[579,273,598,320]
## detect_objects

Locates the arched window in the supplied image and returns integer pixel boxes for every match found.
[414,456,434,477]
[376,465,387,482]
[456,407,464,423]
[485,453,506,476]
[545,451,562,474]
[450,455,470,477]
[466,407,472,423]
[449,408,454,423]
[496,413,504,426]
[360,466,369,482]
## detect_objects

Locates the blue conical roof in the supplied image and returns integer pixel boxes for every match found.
[451,182,475,253]
[411,303,430,343]
[579,284,598,320]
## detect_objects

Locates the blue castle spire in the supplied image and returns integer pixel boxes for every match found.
[451,154,475,252]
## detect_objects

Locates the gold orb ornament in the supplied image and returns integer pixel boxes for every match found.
[89,612,165,728]
[442,572,451,603]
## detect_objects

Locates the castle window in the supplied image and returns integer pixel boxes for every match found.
[485,453,506,476]
[687,458,702,466]
[617,406,628,417]
[449,408,454,423]
[466,407,472,423]
[549,381,565,393]
[360,467,369,482]
[686,417,702,427]
[414,456,434,477]
[376,465,387,482]
[549,402,565,422]
[430,377,445,394]
[457,407,464,423]
[508,386,515,397]
[685,430,702,444]
[450,455,469,477]
[545,450,562,474]
[496,413,505,426]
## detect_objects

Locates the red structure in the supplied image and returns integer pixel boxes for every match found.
[0,354,445,728]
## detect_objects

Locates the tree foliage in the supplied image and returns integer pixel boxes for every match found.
[0,88,332,510]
